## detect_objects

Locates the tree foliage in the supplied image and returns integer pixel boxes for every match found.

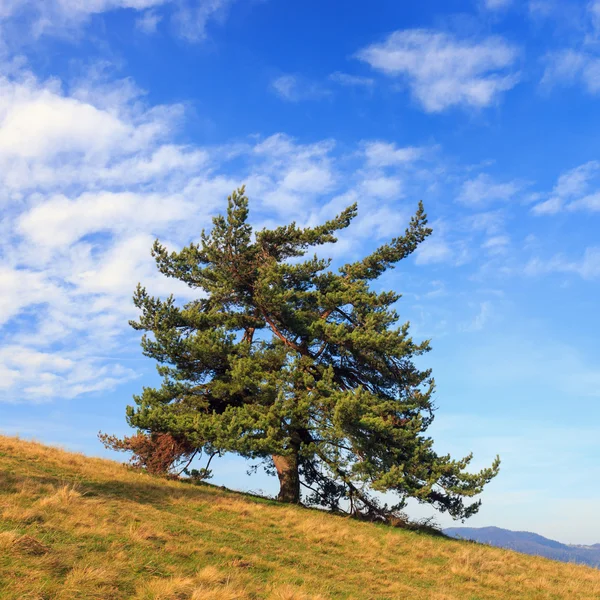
[125,187,500,520]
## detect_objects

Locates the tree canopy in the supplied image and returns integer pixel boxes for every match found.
[124,187,499,521]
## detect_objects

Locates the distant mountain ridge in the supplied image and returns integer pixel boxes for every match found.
[444,526,600,568]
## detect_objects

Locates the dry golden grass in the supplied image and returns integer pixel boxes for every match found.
[0,435,599,599]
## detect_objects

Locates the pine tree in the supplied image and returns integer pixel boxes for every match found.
[127,187,499,520]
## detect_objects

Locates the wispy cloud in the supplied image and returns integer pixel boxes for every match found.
[532,161,600,214]
[542,49,600,94]
[329,71,374,88]
[356,29,519,112]
[457,173,522,206]
[270,74,331,102]
[483,0,513,10]
[525,246,600,280]
[172,0,237,42]
[0,345,137,402]
[463,210,507,235]
[461,301,492,331]
[528,0,557,20]
[415,237,453,265]
[0,0,238,42]
[135,9,163,34]
[482,235,510,254]
[359,175,403,199]
[538,1,600,94]
[590,0,600,35]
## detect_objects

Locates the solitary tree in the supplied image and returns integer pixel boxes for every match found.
[126,187,499,520]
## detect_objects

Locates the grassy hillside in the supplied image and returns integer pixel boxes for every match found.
[1,436,599,600]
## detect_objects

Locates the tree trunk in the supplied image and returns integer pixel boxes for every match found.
[272,452,300,503]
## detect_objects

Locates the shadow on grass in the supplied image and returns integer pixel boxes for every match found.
[0,465,281,511]
[1,454,450,541]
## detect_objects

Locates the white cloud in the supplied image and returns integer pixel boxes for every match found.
[136,9,162,33]
[270,74,331,102]
[356,29,519,112]
[0,350,137,402]
[542,50,600,95]
[243,134,340,215]
[0,69,220,400]
[0,267,58,326]
[329,71,374,88]
[458,173,521,206]
[363,141,423,167]
[532,161,600,214]
[350,205,411,240]
[590,0,600,34]
[0,72,205,199]
[270,75,297,100]
[530,196,562,215]
[0,0,168,36]
[528,0,556,19]
[415,237,453,265]
[539,2,600,93]
[462,301,492,331]
[569,191,600,211]
[360,176,402,199]
[69,233,200,298]
[483,0,513,9]
[281,166,334,193]
[0,0,237,42]
[464,210,506,234]
[482,235,510,254]
[1,65,441,403]
[553,161,599,197]
[172,0,236,42]
[18,191,190,248]
[0,92,127,159]
[525,246,600,279]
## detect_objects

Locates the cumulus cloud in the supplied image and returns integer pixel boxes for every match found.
[356,29,519,112]
[1,66,439,402]
[17,192,188,248]
[363,141,423,167]
[0,69,221,400]
[0,72,206,199]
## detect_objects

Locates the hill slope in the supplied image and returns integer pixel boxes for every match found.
[445,527,600,568]
[1,436,600,599]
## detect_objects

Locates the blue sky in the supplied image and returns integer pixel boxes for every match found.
[1,0,600,544]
